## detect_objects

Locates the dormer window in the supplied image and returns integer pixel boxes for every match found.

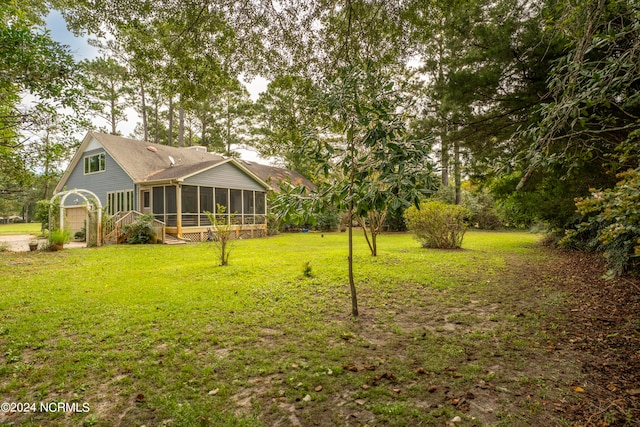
[84,153,106,174]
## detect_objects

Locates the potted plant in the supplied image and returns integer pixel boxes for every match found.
[28,240,39,251]
[48,228,71,251]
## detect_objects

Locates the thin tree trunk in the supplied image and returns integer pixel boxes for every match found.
[42,128,51,199]
[441,138,449,187]
[110,96,117,134]
[348,202,358,317]
[437,26,449,188]
[225,95,232,154]
[168,96,174,146]
[154,99,159,144]
[454,140,461,205]
[347,132,358,317]
[359,216,374,255]
[141,81,148,142]
[178,94,184,147]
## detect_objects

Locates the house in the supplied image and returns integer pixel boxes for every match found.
[55,131,314,242]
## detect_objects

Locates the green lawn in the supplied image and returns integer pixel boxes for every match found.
[0,223,41,236]
[0,231,579,426]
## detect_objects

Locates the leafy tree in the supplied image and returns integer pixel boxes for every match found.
[252,75,319,177]
[407,0,571,215]
[274,63,433,316]
[81,56,132,135]
[502,0,639,236]
[0,2,80,192]
[207,80,254,156]
[522,0,639,182]
[1,1,85,214]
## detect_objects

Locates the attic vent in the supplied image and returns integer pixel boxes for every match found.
[186,145,207,153]
[146,146,158,153]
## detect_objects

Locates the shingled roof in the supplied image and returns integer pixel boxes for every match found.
[90,132,227,182]
[238,160,316,193]
[57,132,315,193]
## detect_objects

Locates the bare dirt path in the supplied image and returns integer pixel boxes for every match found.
[0,234,38,252]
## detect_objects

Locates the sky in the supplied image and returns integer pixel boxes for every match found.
[45,11,270,163]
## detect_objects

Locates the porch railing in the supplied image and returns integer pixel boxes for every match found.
[103,210,165,244]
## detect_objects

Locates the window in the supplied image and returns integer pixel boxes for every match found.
[84,153,106,174]
[152,187,164,214]
[200,187,213,226]
[107,190,134,215]
[143,191,150,209]
[165,186,177,226]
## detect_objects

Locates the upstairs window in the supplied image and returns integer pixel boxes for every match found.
[84,153,106,174]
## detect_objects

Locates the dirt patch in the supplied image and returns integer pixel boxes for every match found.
[545,250,640,426]
[0,234,38,252]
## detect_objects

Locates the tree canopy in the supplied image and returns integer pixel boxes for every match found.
[2,0,638,273]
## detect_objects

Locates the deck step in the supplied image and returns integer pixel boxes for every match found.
[163,234,188,245]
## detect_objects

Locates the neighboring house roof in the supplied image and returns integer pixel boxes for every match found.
[56,131,314,193]
[239,160,317,193]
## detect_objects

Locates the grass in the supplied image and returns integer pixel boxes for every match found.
[0,223,41,236]
[0,231,578,426]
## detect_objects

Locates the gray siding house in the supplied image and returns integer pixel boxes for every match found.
[55,132,313,241]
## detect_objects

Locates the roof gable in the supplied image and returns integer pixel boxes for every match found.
[57,131,315,194]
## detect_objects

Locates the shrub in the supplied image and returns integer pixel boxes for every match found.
[266,213,282,236]
[35,199,59,232]
[302,261,313,277]
[404,201,470,249]
[123,214,157,244]
[560,168,640,276]
[205,204,234,266]
[315,207,340,231]
[48,228,71,249]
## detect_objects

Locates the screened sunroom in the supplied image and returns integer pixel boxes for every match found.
[144,184,268,241]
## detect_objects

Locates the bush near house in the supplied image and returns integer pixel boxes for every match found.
[404,201,470,249]
[122,214,157,244]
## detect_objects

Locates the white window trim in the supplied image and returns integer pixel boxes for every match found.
[107,189,134,215]
[84,152,106,175]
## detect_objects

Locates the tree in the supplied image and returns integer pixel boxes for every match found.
[207,80,254,156]
[81,56,132,135]
[275,63,433,317]
[1,1,81,197]
[523,0,639,182]
[252,75,319,177]
[205,204,234,266]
